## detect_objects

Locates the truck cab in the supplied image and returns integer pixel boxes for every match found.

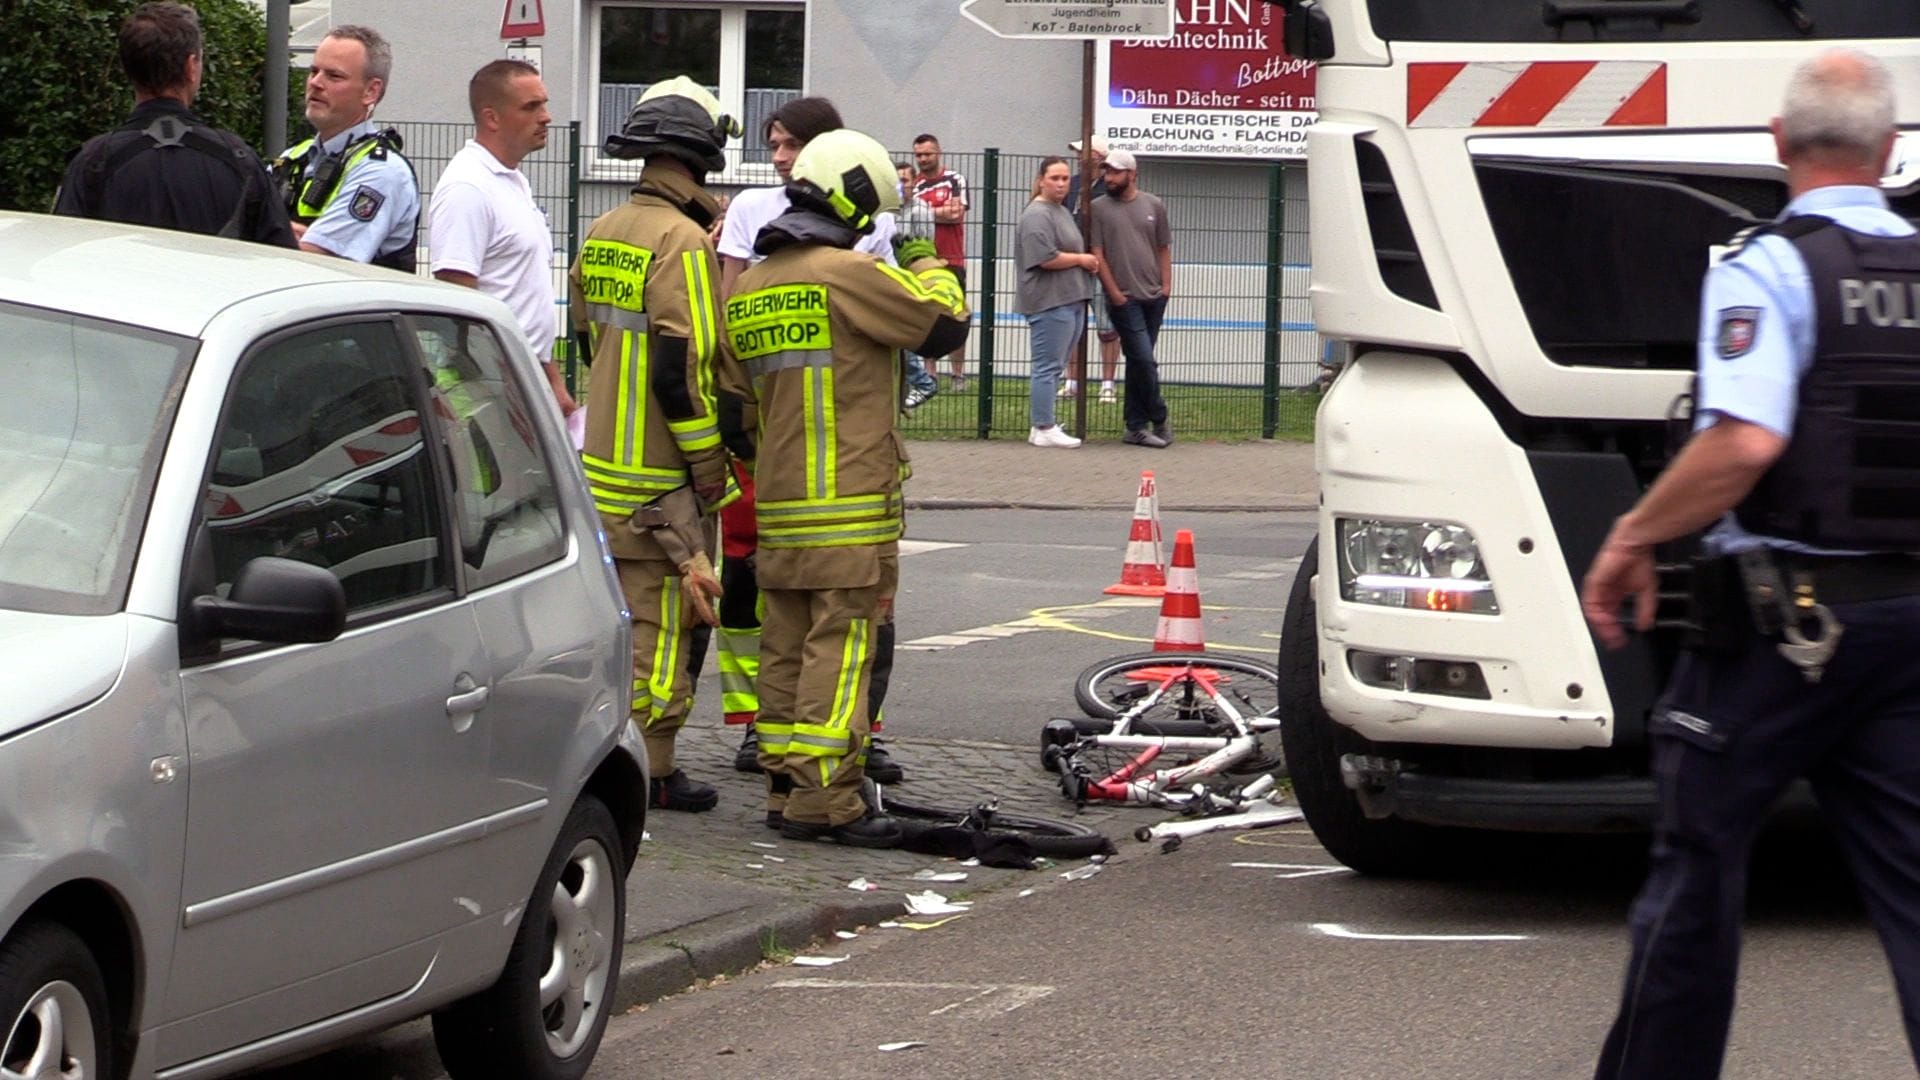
[1274,1,1920,873]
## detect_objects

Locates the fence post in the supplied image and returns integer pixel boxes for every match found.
[976,147,1000,439]
[1261,162,1285,440]
[565,120,583,395]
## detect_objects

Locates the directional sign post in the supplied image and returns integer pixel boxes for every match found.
[959,0,1172,40]
[501,0,546,39]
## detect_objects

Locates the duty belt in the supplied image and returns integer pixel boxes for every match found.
[1733,551,1920,682]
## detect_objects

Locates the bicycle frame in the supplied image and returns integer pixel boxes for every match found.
[1062,661,1280,808]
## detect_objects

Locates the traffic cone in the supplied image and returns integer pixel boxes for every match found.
[1152,529,1206,652]
[1104,471,1167,596]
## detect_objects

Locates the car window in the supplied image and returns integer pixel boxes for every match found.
[411,315,568,590]
[204,320,447,613]
[0,302,193,616]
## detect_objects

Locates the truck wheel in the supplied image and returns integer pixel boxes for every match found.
[432,795,624,1080]
[1279,540,1454,877]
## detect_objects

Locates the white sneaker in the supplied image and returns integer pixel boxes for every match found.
[1028,425,1083,448]
[1058,379,1077,398]
[1099,382,1117,404]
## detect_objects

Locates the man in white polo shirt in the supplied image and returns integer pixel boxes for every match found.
[429,58,575,414]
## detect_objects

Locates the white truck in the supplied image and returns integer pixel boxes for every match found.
[1272,0,1920,873]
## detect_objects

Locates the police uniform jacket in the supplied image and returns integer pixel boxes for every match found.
[54,98,295,247]
[280,118,420,268]
[724,210,970,590]
[570,162,732,562]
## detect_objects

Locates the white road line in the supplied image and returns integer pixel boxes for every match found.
[1231,862,1352,880]
[900,540,968,557]
[770,978,1055,1017]
[1311,922,1532,942]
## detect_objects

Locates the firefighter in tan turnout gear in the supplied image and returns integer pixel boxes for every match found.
[723,129,970,846]
[570,76,744,812]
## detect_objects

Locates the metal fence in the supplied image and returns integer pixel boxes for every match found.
[387,123,1321,440]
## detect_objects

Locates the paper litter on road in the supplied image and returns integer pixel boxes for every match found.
[835,930,858,940]
[745,863,765,870]
[790,955,850,967]
[750,841,778,849]
[903,891,973,915]
[879,1042,927,1052]
[1018,888,1036,897]
[912,868,968,883]
[877,921,902,929]
[898,915,968,930]
[1060,863,1105,881]
[847,878,879,892]
[642,831,652,843]
[764,855,787,863]
[960,858,981,867]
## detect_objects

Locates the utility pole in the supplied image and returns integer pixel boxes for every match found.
[264,0,290,157]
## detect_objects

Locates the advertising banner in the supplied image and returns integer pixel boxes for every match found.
[1094,0,1317,159]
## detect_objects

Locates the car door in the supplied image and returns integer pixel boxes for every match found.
[406,314,610,880]
[159,317,500,1068]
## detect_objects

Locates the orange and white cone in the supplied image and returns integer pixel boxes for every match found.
[1104,471,1167,597]
[1152,529,1206,652]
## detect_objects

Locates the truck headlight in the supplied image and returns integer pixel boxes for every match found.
[1336,518,1499,615]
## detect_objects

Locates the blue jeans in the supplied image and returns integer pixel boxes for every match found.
[1108,295,1168,432]
[1026,301,1083,428]
[903,352,937,394]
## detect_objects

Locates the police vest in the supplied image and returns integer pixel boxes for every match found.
[272,128,416,272]
[1734,217,1920,550]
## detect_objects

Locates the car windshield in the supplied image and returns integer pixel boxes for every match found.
[1372,2,1920,43]
[0,302,194,615]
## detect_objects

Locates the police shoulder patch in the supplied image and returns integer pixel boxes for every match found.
[348,185,384,222]
[1717,306,1762,359]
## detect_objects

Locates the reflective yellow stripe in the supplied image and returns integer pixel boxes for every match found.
[645,577,682,726]
[819,367,838,498]
[755,717,792,756]
[786,725,855,756]
[614,330,650,467]
[744,350,834,379]
[759,521,904,549]
[579,239,651,331]
[726,284,833,361]
[830,617,869,729]
[876,262,966,317]
[716,627,760,715]
[671,250,723,454]
[757,493,896,519]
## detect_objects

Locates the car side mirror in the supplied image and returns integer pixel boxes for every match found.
[1267,0,1335,62]
[190,557,346,644]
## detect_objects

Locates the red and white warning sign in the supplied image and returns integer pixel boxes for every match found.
[1408,61,1666,129]
[500,0,545,39]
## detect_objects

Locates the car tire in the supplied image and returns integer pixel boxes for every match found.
[0,921,113,1080]
[433,795,626,1080]
[1279,539,1455,877]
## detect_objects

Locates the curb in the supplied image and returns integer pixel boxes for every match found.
[907,498,1317,513]
[613,893,907,1011]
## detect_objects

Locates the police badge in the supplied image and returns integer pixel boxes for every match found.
[348,186,384,222]
[1717,306,1761,359]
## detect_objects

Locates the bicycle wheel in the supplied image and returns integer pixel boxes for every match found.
[1074,652,1281,723]
[879,792,1116,861]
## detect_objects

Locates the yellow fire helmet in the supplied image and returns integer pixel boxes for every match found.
[787,128,902,234]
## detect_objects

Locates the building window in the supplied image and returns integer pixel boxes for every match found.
[590,1,805,180]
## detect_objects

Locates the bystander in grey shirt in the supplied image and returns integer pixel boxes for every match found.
[1015,198,1095,315]
[1090,190,1171,302]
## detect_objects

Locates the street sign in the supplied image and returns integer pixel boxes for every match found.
[960,0,1172,40]
[500,0,545,39]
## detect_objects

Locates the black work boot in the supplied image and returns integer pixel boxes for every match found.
[864,740,905,785]
[765,774,791,831]
[781,811,903,849]
[733,727,763,774]
[649,769,718,813]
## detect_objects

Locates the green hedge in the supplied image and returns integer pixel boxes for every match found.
[0,0,302,212]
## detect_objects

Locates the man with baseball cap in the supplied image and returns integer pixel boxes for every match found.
[1089,148,1174,447]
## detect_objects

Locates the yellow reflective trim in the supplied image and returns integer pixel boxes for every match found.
[830,617,869,730]
[758,522,904,549]
[802,367,822,500]
[645,577,681,726]
[876,262,966,317]
[726,284,833,361]
[820,367,838,499]
[579,239,652,320]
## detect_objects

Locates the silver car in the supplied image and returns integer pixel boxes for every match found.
[0,213,643,1080]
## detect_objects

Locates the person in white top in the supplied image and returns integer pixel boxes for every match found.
[428,59,575,414]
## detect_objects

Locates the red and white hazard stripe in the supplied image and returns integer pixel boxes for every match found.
[1408,61,1667,129]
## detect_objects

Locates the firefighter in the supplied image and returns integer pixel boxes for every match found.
[722,129,970,845]
[570,76,743,812]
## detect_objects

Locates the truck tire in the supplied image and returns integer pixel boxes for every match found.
[1279,539,1455,877]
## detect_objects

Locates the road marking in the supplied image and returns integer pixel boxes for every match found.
[1231,862,1352,880]
[899,594,1288,655]
[1311,922,1532,942]
[901,540,968,557]
[770,978,1055,1017]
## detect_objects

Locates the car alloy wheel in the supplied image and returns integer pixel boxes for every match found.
[540,836,618,1058]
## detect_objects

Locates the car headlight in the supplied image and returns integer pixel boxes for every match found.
[1336,518,1499,615]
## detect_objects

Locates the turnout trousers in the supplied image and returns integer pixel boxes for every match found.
[756,554,899,826]
[1595,594,1920,1079]
[616,557,700,777]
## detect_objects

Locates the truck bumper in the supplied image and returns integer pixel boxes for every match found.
[1342,754,1657,832]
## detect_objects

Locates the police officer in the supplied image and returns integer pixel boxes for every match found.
[570,77,742,813]
[723,130,969,846]
[274,25,418,269]
[1583,49,1920,1078]
[55,2,294,247]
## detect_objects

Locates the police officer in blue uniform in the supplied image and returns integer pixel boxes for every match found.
[55,2,294,247]
[1584,49,1920,1078]
[273,25,418,270]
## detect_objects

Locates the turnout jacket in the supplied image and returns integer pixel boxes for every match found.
[571,163,735,561]
[724,213,970,589]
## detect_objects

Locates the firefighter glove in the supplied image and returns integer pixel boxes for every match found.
[678,551,724,626]
[892,234,938,267]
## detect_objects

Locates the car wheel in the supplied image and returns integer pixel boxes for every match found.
[0,922,113,1080]
[1279,539,1454,877]
[433,796,625,1080]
